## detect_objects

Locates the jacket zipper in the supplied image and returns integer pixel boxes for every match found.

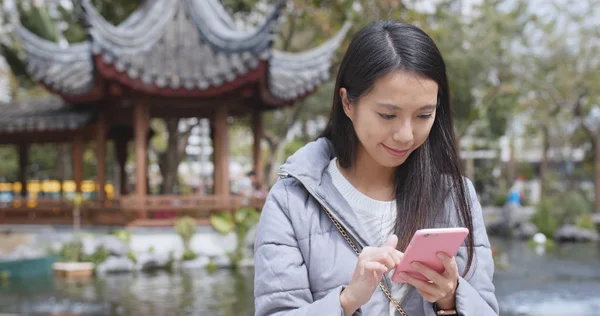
[278,168,411,309]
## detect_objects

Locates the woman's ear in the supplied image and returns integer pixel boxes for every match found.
[340,88,354,120]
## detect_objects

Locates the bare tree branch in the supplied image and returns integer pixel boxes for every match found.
[573,92,595,142]
[282,14,296,51]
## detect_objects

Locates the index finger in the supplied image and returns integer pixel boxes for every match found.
[411,262,445,285]
[437,252,459,276]
[387,248,403,265]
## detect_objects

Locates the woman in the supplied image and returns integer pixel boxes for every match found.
[254,20,498,316]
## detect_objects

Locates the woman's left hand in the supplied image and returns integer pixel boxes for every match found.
[395,252,458,309]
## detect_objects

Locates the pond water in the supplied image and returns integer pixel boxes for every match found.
[492,237,600,316]
[1,238,599,316]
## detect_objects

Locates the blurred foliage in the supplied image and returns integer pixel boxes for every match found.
[532,190,593,236]
[0,0,599,212]
[531,199,561,237]
[575,213,597,232]
[210,207,260,268]
[182,249,197,262]
[516,163,536,181]
[112,229,131,244]
[175,216,197,257]
[219,0,536,185]
[56,239,84,262]
[284,138,307,160]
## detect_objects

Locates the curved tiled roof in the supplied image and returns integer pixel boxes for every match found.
[269,22,352,100]
[84,0,281,90]
[15,0,349,105]
[15,26,94,96]
[0,97,93,133]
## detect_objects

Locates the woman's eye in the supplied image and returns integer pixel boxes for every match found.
[418,113,433,119]
[379,113,395,120]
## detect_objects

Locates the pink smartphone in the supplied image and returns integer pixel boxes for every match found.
[391,227,469,283]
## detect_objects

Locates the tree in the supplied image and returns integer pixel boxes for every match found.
[150,119,199,194]
[225,0,536,185]
[517,0,600,210]
[222,0,424,184]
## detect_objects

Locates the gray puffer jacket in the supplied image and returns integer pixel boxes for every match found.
[254,138,499,316]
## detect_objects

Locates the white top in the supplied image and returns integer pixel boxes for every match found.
[328,158,408,316]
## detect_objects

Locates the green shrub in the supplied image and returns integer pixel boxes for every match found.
[81,247,110,265]
[210,207,260,269]
[206,257,218,273]
[112,229,131,243]
[531,198,561,237]
[531,191,593,236]
[575,213,597,231]
[58,240,84,262]
[182,249,197,261]
[175,216,197,252]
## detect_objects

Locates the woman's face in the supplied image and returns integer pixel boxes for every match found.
[341,70,439,169]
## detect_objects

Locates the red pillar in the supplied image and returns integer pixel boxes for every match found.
[134,102,149,218]
[252,111,263,184]
[96,114,107,200]
[213,105,230,198]
[18,143,29,198]
[72,138,84,194]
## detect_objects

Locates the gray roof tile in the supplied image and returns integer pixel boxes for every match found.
[268,22,351,100]
[0,97,93,133]
[16,26,94,96]
[15,0,349,104]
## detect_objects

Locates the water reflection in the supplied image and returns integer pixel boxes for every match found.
[1,239,600,316]
[491,237,600,316]
[0,268,255,316]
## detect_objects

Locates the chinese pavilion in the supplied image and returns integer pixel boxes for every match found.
[0,0,349,226]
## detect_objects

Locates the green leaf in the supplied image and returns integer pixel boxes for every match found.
[21,4,58,42]
[234,208,248,224]
[210,212,235,234]
[0,44,34,87]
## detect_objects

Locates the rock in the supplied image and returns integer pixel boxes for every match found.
[242,247,254,259]
[96,256,135,274]
[532,233,547,245]
[136,252,171,271]
[193,233,236,257]
[2,244,45,261]
[179,256,210,270]
[245,225,258,248]
[593,214,600,232]
[50,241,63,254]
[238,257,254,268]
[214,255,232,268]
[81,236,98,256]
[553,225,600,242]
[515,222,538,239]
[97,236,129,257]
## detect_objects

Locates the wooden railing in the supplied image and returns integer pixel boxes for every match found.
[0,198,76,225]
[0,197,73,210]
[118,195,265,212]
[0,195,267,226]
[115,195,266,227]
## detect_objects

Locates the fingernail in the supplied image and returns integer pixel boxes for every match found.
[398,272,407,279]
[437,253,446,260]
[411,262,419,269]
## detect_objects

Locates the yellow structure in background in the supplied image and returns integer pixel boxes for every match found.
[0,180,115,202]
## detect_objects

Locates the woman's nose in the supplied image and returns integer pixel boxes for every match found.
[392,121,414,145]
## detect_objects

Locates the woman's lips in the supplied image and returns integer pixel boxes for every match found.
[383,144,409,157]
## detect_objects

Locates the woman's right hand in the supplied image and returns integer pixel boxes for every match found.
[340,234,403,314]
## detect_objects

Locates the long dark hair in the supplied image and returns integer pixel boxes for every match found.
[320,20,475,275]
